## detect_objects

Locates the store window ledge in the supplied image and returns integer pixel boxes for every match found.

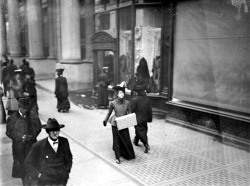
[167,99,250,123]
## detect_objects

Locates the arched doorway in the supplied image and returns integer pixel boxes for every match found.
[92,30,117,90]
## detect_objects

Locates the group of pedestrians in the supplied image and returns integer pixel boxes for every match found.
[1,58,38,115]
[0,57,73,186]
[103,80,152,164]
[1,56,153,184]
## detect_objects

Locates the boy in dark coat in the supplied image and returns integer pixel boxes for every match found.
[25,118,73,186]
[131,86,152,153]
[54,68,70,112]
[6,97,42,185]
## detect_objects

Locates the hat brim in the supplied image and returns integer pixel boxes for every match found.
[42,124,65,129]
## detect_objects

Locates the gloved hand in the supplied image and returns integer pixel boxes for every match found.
[103,121,107,127]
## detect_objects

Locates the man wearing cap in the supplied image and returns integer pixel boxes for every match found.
[25,118,73,186]
[6,97,42,185]
[54,68,70,112]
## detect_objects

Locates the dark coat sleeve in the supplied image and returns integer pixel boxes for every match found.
[104,101,114,122]
[6,115,15,140]
[61,137,73,173]
[29,111,42,140]
[55,78,59,96]
[25,141,43,180]
[146,98,153,123]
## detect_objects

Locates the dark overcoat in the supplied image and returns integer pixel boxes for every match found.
[131,94,152,124]
[23,79,38,112]
[97,72,109,106]
[55,76,69,98]
[6,111,42,178]
[25,137,73,183]
[131,94,152,145]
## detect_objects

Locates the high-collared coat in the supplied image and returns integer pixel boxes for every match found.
[25,136,73,184]
[6,111,42,178]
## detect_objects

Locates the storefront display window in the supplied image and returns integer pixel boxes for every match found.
[106,0,117,10]
[173,0,250,114]
[136,0,161,3]
[95,11,117,34]
[95,0,104,12]
[119,0,131,7]
[134,7,162,93]
[96,51,115,86]
[118,7,132,87]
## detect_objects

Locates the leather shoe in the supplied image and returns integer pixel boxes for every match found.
[144,144,150,153]
[133,137,139,146]
[116,158,120,164]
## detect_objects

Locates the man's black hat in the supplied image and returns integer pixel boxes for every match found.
[17,97,32,110]
[42,118,65,130]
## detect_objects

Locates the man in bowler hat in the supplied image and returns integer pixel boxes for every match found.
[25,118,73,186]
[6,97,42,185]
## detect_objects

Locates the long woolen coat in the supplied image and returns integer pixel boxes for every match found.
[25,137,73,183]
[6,111,42,178]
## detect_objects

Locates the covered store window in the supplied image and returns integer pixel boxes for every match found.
[173,0,250,114]
[134,7,162,93]
[95,0,104,12]
[95,11,117,34]
[118,7,132,86]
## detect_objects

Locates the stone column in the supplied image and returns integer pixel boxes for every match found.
[83,0,94,63]
[60,0,81,63]
[0,1,7,57]
[8,0,22,57]
[27,0,44,59]
[47,0,55,58]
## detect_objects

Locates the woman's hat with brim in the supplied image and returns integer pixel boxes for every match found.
[56,68,64,72]
[112,82,126,92]
[42,118,65,130]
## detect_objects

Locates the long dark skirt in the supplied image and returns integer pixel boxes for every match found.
[57,97,70,111]
[97,86,109,106]
[134,122,148,146]
[0,98,6,124]
[112,126,135,160]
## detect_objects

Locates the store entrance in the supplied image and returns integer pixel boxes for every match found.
[92,30,117,91]
[95,50,115,87]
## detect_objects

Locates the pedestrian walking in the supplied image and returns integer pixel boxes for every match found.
[97,67,110,108]
[1,59,9,96]
[6,97,42,186]
[23,70,39,114]
[131,85,152,153]
[25,118,73,186]
[54,68,70,112]
[8,59,18,81]
[103,84,135,164]
[0,86,6,124]
[6,69,23,115]
[23,61,35,81]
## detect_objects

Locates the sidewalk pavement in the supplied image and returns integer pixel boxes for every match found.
[1,79,249,186]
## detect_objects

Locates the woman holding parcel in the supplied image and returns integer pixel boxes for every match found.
[103,84,135,164]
